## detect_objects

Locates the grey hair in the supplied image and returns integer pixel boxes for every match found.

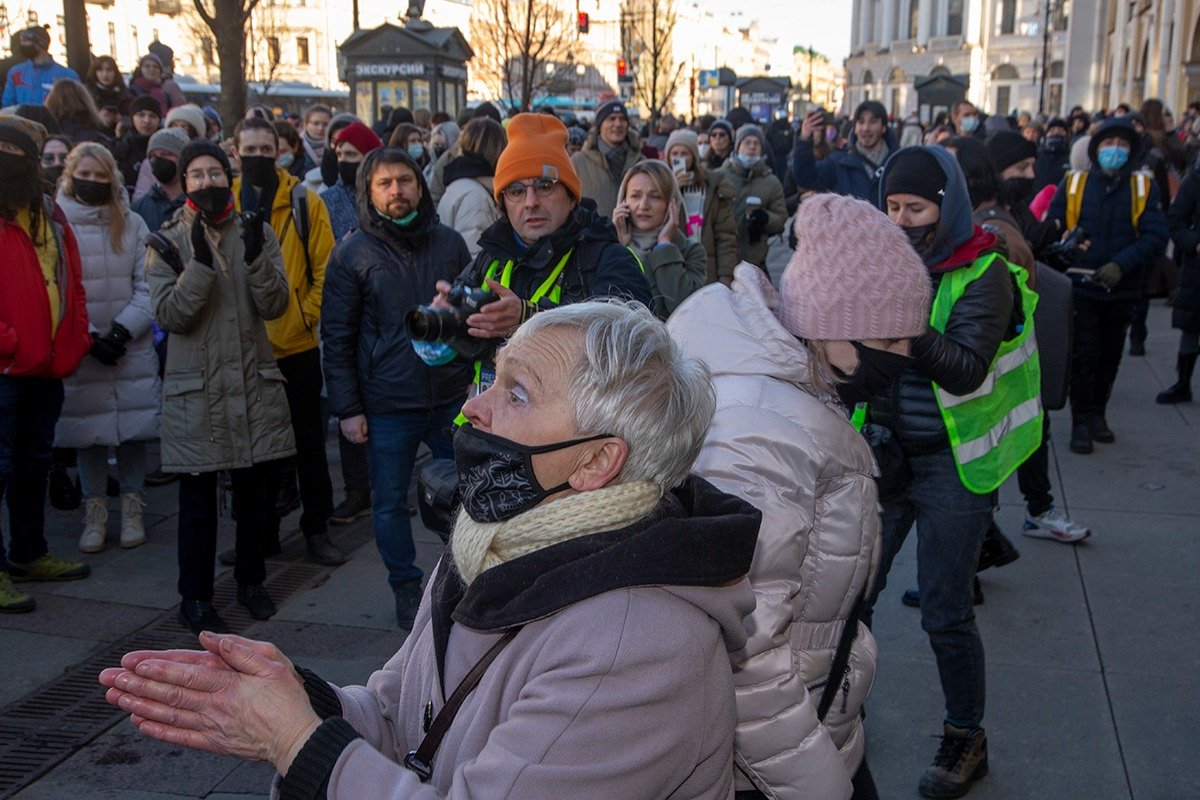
[509,300,716,493]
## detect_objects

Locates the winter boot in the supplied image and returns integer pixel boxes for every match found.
[1087,413,1115,444]
[1157,353,1197,404]
[919,724,989,798]
[120,493,147,548]
[78,497,108,553]
[1069,418,1093,454]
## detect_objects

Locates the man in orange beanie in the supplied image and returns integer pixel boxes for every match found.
[428,113,651,402]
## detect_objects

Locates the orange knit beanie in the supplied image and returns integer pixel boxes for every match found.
[492,113,581,203]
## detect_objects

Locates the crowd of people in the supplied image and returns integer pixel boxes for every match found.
[0,24,1193,800]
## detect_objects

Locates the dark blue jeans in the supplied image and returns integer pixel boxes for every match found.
[862,447,992,728]
[366,403,458,589]
[0,376,64,569]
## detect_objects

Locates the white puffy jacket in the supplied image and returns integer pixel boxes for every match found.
[668,264,881,800]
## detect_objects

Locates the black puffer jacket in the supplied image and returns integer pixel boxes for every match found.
[1167,166,1200,334]
[321,150,473,418]
[871,146,1017,455]
[456,199,652,312]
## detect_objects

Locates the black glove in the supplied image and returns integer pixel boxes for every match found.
[190,214,214,268]
[242,211,265,265]
[90,323,131,366]
[746,208,769,240]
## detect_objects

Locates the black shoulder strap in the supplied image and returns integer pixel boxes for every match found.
[290,181,314,285]
[146,231,184,276]
[816,588,867,722]
[404,627,520,782]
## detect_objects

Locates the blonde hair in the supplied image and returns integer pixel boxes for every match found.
[617,160,687,226]
[458,117,507,171]
[61,143,127,252]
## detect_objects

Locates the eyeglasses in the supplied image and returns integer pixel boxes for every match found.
[502,177,560,201]
[41,153,67,166]
[185,169,228,185]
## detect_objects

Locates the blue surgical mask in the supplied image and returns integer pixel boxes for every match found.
[736,154,762,169]
[1097,145,1130,172]
[407,143,425,160]
[960,116,979,134]
[276,152,295,169]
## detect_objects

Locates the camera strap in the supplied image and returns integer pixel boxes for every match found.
[485,247,575,304]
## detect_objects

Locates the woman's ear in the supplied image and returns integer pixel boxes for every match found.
[569,439,629,492]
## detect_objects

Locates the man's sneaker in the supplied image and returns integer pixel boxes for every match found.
[9,554,91,582]
[1023,507,1091,543]
[179,600,229,635]
[329,490,372,525]
[144,468,178,487]
[902,577,984,608]
[919,723,989,799]
[237,584,277,620]
[0,572,36,613]
[305,534,348,566]
[394,579,423,629]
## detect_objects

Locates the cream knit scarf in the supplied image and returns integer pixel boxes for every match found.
[450,480,662,586]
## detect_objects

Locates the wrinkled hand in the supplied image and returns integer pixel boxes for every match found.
[99,631,320,773]
[340,414,368,444]
[612,202,633,246]
[190,215,214,268]
[1095,261,1123,289]
[658,201,679,245]
[467,278,525,338]
[241,212,265,265]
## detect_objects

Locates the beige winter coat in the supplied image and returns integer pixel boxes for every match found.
[668,264,882,800]
[571,128,645,218]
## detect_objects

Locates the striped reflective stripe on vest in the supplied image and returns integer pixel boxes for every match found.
[936,333,1038,409]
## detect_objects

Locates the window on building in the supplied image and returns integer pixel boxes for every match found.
[909,0,920,39]
[891,86,901,119]
[1049,60,1064,78]
[153,28,159,42]
[108,22,116,56]
[268,36,281,64]
[947,0,963,36]
[1051,0,1069,31]
[27,11,38,24]
[297,36,310,65]
[996,85,1011,115]
[998,0,1016,35]
[992,63,1019,80]
[863,69,875,86]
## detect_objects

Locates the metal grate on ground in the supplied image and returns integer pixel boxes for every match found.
[0,532,372,799]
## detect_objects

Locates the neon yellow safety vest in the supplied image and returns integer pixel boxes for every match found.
[931,253,1043,495]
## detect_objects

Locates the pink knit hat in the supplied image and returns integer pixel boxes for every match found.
[779,194,930,341]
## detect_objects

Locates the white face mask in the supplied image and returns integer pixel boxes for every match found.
[698,144,711,158]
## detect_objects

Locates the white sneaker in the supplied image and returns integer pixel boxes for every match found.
[1023,506,1090,543]
[79,497,108,553]
[120,493,147,548]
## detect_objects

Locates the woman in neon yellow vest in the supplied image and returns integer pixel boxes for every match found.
[862,145,1041,800]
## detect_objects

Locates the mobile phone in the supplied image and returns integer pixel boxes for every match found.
[671,156,687,173]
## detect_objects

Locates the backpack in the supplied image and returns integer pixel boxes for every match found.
[288,181,315,286]
[1063,169,1152,232]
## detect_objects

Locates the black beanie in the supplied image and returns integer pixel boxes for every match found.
[885,149,947,206]
[129,94,162,120]
[986,130,1037,172]
[179,139,232,185]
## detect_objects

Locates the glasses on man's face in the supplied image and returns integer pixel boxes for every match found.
[41,153,67,166]
[185,169,228,185]
[502,177,560,202]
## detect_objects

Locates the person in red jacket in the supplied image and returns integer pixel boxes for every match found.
[0,111,93,613]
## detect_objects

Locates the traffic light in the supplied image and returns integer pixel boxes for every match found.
[578,12,589,33]
[617,58,627,78]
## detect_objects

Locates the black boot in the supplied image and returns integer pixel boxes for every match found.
[1088,413,1115,444]
[1069,418,1093,454]
[1157,353,1197,404]
[977,520,1020,570]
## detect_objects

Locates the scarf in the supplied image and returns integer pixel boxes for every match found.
[451,480,662,586]
[680,186,706,239]
[856,139,889,174]
[303,132,325,168]
[597,138,627,184]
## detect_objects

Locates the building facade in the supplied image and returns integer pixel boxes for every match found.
[1102,0,1200,114]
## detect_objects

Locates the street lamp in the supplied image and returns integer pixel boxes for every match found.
[1020,1,1056,116]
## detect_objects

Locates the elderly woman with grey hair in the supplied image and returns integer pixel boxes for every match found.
[100,300,761,800]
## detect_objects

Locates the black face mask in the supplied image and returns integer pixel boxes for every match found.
[187,186,232,217]
[320,147,339,188]
[902,222,938,255]
[338,160,359,190]
[832,341,913,408]
[150,156,177,184]
[44,165,64,185]
[453,424,611,523]
[73,178,111,206]
[239,155,276,188]
[1002,177,1035,205]
[1043,135,1068,153]
[19,44,37,59]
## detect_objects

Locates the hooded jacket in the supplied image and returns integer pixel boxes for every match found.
[1166,165,1200,334]
[436,152,500,258]
[792,127,898,201]
[2,58,78,106]
[277,476,760,800]
[146,203,296,472]
[321,150,474,420]
[1047,116,1170,300]
[233,167,335,359]
[872,146,1016,454]
[717,156,786,268]
[456,201,653,319]
[0,199,91,379]
[669,266,880,800]
[571,127,645,218]
[53,193,159,449]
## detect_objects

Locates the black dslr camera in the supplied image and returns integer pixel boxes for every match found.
[1044,226,1090,273]
[406,283,499,360]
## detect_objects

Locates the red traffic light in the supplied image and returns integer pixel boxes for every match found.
[578,12,589,33]
[617,58,627,78]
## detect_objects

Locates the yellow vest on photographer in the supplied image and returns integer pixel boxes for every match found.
[931,254,1043,495]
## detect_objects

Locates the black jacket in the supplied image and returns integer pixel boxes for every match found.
[111,131,149,189]
[321,150,473,418]
[456,201,652,314]
[1033,143,1071,193]
[1167,167,1200,334]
